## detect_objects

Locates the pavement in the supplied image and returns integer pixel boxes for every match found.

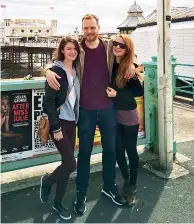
[1,140,194,223]
[174,100,194,142]
[1,100,194,223]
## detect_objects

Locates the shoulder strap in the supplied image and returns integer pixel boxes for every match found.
[67,76,77,96]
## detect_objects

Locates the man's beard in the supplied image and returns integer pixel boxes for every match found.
[85,33,98,42]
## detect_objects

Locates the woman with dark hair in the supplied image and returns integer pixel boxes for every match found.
[106,34,143,207]
[39,37,80,220]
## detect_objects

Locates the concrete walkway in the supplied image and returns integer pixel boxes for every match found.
[174,100,194,142]
[1,140,194,223]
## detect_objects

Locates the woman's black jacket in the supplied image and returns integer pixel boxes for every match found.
[111,63,143,110]
[43,66,68,130]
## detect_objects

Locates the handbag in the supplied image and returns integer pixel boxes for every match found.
[38,116,50,145]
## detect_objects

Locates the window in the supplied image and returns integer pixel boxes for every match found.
[46,30,49,33]
[21,29,24,33]
[38,30,41,33]
[30,30,33,33]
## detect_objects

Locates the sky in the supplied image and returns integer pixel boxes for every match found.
[0,0,194,35]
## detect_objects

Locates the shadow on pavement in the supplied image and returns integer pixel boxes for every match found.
[1,167,166,223]
[85,168,166,223]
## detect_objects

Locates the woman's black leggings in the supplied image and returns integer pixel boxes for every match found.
[46,120,76,204]
[116,122,139,185]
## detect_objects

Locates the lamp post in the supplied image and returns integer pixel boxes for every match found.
[157,0,173,170]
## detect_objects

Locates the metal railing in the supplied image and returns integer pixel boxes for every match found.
[174,63,194,101]
[0,42,59,48]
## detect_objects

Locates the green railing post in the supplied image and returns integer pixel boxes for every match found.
[143,56,158,153]
[143,56,177,158]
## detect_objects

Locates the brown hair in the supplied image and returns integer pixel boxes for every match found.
[115,34,136,88]
[53,36,80,62]
[82,14,99,25]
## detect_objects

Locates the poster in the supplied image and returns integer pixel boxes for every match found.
[32,89,56,156]
[1,90,32,161]
[136,96,145,138]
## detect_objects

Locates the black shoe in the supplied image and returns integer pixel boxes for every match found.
[52,202,71,220]
[39,174,51,203]
[74,192,87,216]
[101,184,126,206]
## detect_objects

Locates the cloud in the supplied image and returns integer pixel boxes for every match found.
[1,0,194,34]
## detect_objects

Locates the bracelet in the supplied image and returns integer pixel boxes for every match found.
[53,128,61,133]
[43,67,52,77]
[45,67,51,74]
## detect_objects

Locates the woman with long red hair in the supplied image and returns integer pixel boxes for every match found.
[106,34,143,206]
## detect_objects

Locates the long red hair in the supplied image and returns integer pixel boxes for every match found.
[115,34,135,88]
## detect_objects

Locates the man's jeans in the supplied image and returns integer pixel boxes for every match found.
[76,107,117,194]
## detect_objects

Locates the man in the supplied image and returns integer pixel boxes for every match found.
[43,14,136,215]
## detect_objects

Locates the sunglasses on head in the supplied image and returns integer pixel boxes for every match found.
[113,41,127,49]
